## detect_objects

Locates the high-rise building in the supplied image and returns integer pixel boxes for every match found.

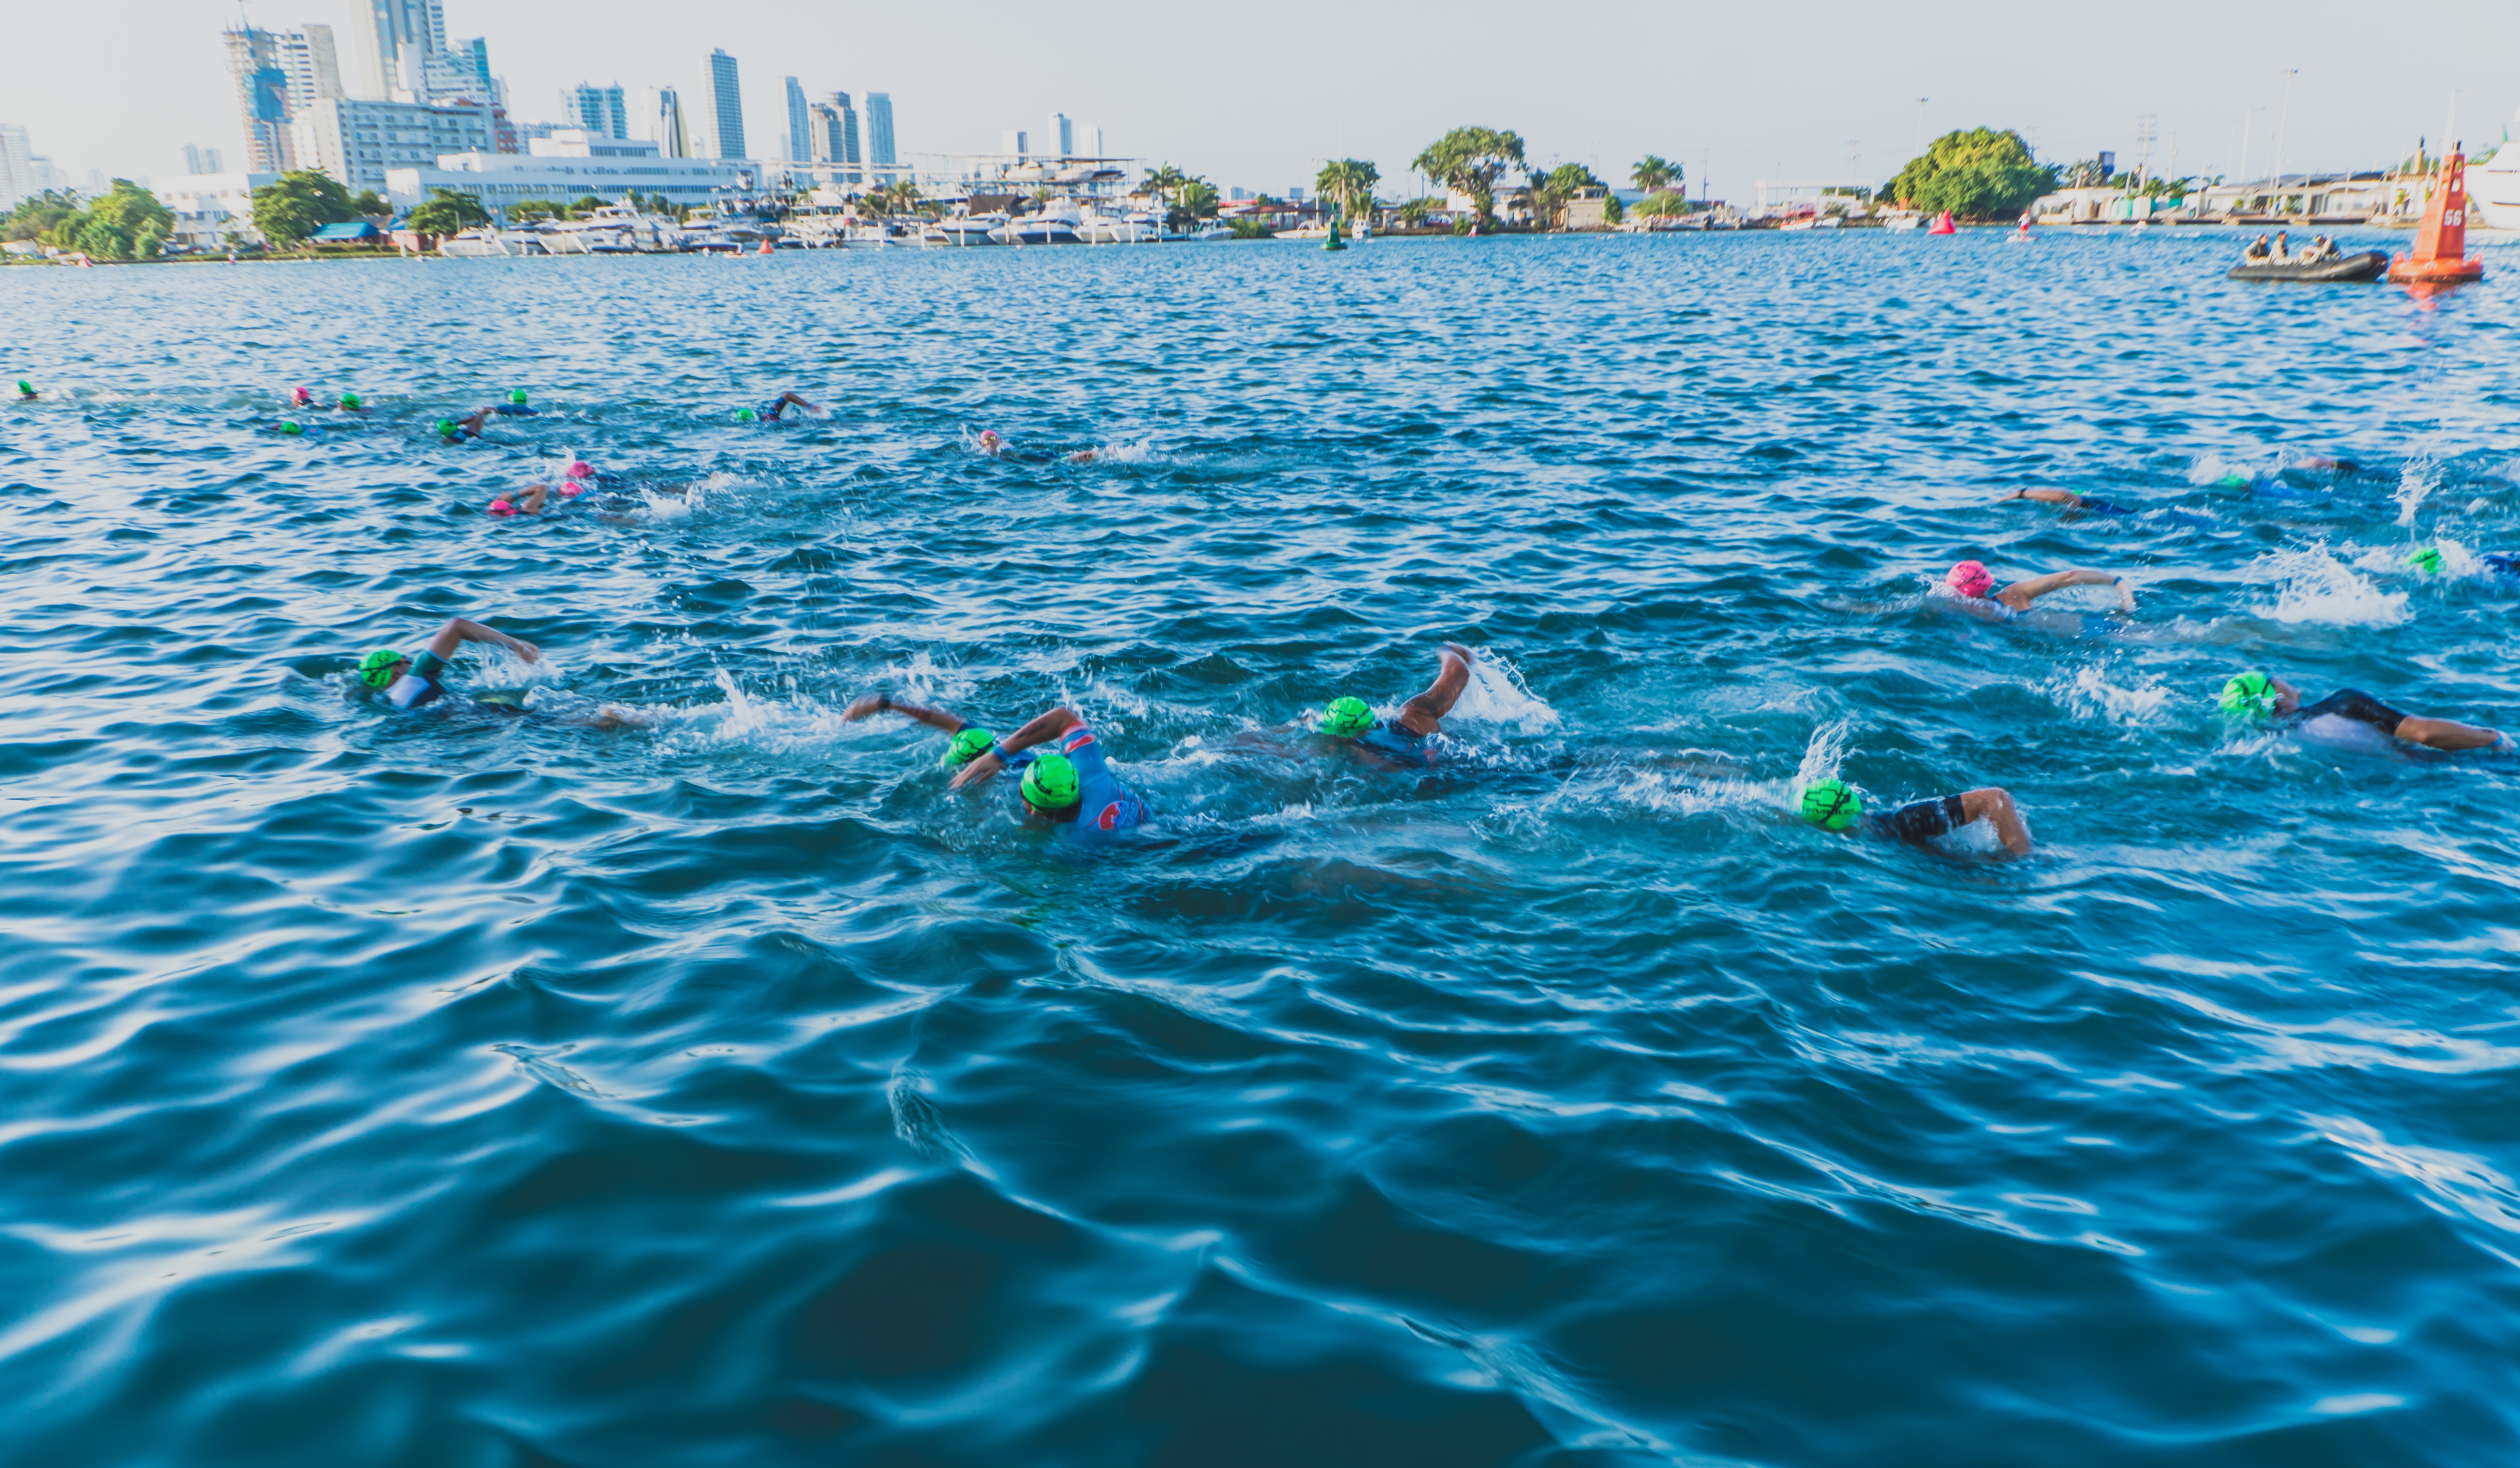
[807,92,862,181]
[1080,123,1103,159]
[699,50,745,160]
[1046,112,1072,157]
[564,83,629,140]
[455,38,501,106]
[223,26,345,173]
[827,92,861,167]
[291,96,496,195]
[181,143,226,175]
[354,0,442,100]
[0,123,37,209]
[652,88,690,159]
[1002,129,1027,158]
[784,77,810,163]
[864,93,896,176]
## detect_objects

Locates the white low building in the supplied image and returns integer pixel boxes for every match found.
[385,131,758,217]
[293,97,500,197]
[161,172,281,249]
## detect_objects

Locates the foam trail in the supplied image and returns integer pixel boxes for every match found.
[1448,651,1559,733]
[2393,456,2440,528]
[2253,545,2408,627]
[1795,719,1850,791]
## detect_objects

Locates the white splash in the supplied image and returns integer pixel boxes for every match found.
[1794,719,1850,793]
[2391,455,2440,528]
[2057,666,2169,724]
[1089,438,1158,464]
[2188,454,2256,487]
[2251,545,2408,627]
[1447,651,1560,734]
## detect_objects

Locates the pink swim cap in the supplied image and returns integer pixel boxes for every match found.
[1946,561,1995,599]
[567,461,593,479]
[292,386,312,405]
[488,498,517,516]
[559,484,583,497]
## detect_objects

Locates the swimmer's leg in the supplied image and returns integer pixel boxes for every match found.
[2394,716,2507,753]
[1958,786,2032,857]
[1394,642,1474,737]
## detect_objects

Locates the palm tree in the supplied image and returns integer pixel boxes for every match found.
[1631,155,1679,192]
[1314,158,1381,221]
[884,178,922,216]
[1142,163,1190,219]
[1412,126,1527,232]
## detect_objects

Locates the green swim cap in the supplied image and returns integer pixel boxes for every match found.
[509,388,528,404]
[15,382,32,397]
[339,391,362,409]
[356,648,404,688]
[1021,752,1082,810]
[2217,472,2250,489]
[434,418,456,438]
[1797,777,1861,832]
[281,420,304,435]
[944,727,996,767]
[2406,546,2443,577]
[2219,670,2277,718]
[1319,695,1375,738]
[736,408,757,422]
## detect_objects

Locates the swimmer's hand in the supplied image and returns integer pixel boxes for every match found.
[2114,575,2136,612]
[948,750,1005,789]
[843,695,888,722]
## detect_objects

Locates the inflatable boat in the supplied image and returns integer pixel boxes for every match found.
[2226,251,2388,283]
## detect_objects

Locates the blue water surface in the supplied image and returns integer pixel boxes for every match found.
[5,228,2520,1467]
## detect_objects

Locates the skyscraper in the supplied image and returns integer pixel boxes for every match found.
[808,93,861,179]
[1046,112,1072,157]
[1002,130,1028,159]
[699,50,745,160]
[354,0,442,101]
[864,93,896,177]
[181,143,226,175]
[825,92,861,169]
[784,78,809,164]
[0,124,37,210]
[223,26,343,173]
[652,88,690,159]
[564,83,629,139]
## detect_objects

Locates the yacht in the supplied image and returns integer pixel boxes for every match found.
[438,226,546,258]
[1175,221,1235,241]
[924,213,1006,247]
[543,203,669,254]
[1882,210,1924,232]
[1078,207,1162,244]
[2471,142,2520,231]
[991,201,1083,246]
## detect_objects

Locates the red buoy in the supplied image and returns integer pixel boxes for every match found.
[1927,210,1957,235]
[2388,150,2485,284]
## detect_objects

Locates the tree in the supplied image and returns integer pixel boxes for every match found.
[1633,191,1689,220]
[3,189,85,244]
[1174,178,1219,229]
[1314,158,1381,220]
[1631,155,1680,192]
[1601,193,1625,226]
[1881,127,2058,221]
[883,177,923,216]
[1411,126,1527,231]
[252,170,354,246]
[351,190,390,217]
[407,188,489,236]
[44,180,173,261]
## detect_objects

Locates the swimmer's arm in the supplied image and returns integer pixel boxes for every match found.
[1997,568,2129,611]
[2008,488,2083,506]
[843,694,963,732]
[948,705,1081,790]
[427,617,541,664]
[1958,787,2032,858]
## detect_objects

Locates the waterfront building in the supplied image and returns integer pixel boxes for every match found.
[651,88,690,158]
[384,129,756,216]
[785,78,811,163]
[699,50,745,160]
[808,95,862,175]
[162,172,280,248]
[866,93,896,177]
[293,96,496,196]
[564,83,630,140]
[1003,129,1029,158]
[1080,123,1103,158]
[1047,112,1073,157]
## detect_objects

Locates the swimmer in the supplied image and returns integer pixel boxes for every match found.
[487,482,578,516]
[337,391,364,412]
[1315,642,1475,770]
[946,703,1148,841]
[436,409,487,442]
[736,391,821,423]
[565,458,625,490]
[355,617,541,712]
[490,388,538,417]
[1942,560,2136,619]
[2218,672,2511,753]
[16,381,37,400]
[2407,547,2444,577]
[292,386,314,407]
[1795,777,2033,859]
[843,693,1032,773]
[2483,552,2520,582]
[2007,488,2136,518]
[974,428,1097,464]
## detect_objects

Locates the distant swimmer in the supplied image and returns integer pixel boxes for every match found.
[1315,642,1475,769]
[974,428,1097,464]
[909,701,1148,841]
[2007,487,2136,517]
[843,693,1033,774]
[490,388,538,417]
[736,391,821,423]
[16,381,37,400]
[355,617,542,712]
[1941,560,2135,621]
[437,409,487,442]
[487,481,575,516]
[1795,777,2033,859]
[2218,671,2512,753]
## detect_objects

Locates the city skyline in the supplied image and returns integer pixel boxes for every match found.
[4,0,2518,199]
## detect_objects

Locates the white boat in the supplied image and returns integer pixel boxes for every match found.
[991,202,1082,246]
[543,203,672,254]
[2471,142,2520,231]
[1778,216,1816,231]
[1077,208,1161,244]
[438,226,538,258]
[1173,222,1234,241]
[923,214,1005,247]
[1812,215,1842,229]
[1882,210,1924,232]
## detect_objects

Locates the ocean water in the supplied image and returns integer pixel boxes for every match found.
[5,229,2520,1467]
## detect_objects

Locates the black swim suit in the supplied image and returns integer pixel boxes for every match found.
[2484,552,2520,579]
[2076,496,2134,517]
[1863,794,1969,847]
[2296,689,2407,737]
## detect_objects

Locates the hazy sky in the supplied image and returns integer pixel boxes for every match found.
[8,0,2518,195]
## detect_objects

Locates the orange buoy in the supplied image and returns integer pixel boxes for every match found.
[2387,149,2485,284]
[1927,210,1957,235]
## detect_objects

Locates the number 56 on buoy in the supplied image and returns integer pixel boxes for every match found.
[2388,149,2486,284]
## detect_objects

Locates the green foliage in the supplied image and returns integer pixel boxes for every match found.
[1544,163,1604,194]
[44,180,174,261]
[1632,190,1689,219]
[3,189,85,243]
[1396,197,1433,225]
[1412,126,1527,227]
[1881,127,2058,220]
[351,190,390,217]
[251,170,355,245]
[407,188,490,236]
[1601,193,1625,225]
[1630,155,1680,192]
[1176,178,1219,222]
[509,197,567,221]
[569,194,607,215]
[1315,158,1380,219]
[1229,215,1272,240]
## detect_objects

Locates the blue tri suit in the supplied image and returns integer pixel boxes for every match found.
[1040,724,1146,844]
[1350,719,1438,768]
